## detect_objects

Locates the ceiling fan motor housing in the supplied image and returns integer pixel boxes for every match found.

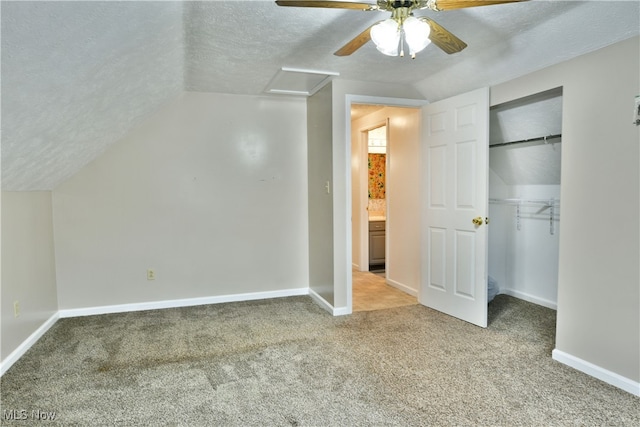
[381,0,438,12]
[389,0,415,8]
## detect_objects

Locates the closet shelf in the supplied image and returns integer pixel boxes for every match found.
[489,198,559,207]
[489,198,560,235]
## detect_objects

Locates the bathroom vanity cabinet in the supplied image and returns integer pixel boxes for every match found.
[369,220,385,267]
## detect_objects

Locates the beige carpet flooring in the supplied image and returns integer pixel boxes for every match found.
[352,269,418,312]
[1,295,638,426]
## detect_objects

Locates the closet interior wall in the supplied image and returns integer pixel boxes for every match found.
[488,89,563,310]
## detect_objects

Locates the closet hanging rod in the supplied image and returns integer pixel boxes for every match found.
[489,133,562,148]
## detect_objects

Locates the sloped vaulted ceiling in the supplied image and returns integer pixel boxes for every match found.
[1,1,185,190]
[2,1,639,191]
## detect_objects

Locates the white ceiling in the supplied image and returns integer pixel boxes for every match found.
[2,1,639,190]
[2,1,185,190]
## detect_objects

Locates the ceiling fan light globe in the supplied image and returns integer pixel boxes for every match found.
[371,18,400,56]
[403,16,431,55]
[376,42,401,56]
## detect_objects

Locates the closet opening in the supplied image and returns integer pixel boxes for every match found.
[488,87,563,315]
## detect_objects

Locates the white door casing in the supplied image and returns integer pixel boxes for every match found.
[420,87,490,327]
[345,95,428,313]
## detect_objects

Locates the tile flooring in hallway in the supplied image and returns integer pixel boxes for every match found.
[352,269,418,312]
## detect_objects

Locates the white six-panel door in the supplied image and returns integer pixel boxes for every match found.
[420,88,490,328]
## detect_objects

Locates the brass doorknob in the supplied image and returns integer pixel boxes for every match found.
[472,216,483,226]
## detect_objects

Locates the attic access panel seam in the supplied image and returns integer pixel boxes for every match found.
[264,67,339,96]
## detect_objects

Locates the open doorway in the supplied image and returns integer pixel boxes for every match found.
[350,103,421,312]
[358,122,387,275]
[366,124,387,276]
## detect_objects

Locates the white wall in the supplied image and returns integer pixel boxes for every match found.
[487,169,509,299]
[53,92,309,310]
[350,111,367,271]
[387,108,421,296]
[504,184,560,307]
[492,36,640,388]
[351,107,421,295]
[1,192,58,362]
[488,179,561,308]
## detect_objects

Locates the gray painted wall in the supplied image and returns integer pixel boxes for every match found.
[53,92,309,309]
[307,84,335,305]
[491,36,640,383]
[1,192,58,361]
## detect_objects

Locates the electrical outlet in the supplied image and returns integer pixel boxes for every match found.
[13,301,20,318]
[147,269,156,280]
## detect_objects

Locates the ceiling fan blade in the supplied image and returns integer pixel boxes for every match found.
[427,0,528,11]
[334,23,376,56]
[421,17,467,54]
[275,1,377,10]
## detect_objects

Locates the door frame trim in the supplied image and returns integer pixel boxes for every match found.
[344,95,428,312]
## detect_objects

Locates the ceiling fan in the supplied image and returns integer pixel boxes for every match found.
[275,0,528,58]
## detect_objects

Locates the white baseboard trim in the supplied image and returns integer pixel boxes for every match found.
[308,289,333,314]
[3,288,329,378]
[1,313,59,377]
[552,349,640,396]
[308,289,351,316]
[386,278,418,297]
[2,289,311,377]
[501,288,557,310]
[58,288,310,318]
[333,306,352,316]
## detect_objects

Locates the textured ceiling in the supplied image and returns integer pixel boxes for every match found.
[413,0,640,100]
[2,1,639,190]
[1,1,184,190]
